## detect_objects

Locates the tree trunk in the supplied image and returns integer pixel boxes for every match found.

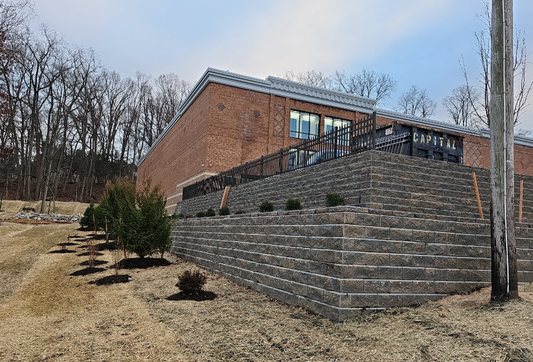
[489,0,518,300]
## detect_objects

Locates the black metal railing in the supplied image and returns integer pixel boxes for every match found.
[182,112,378,200]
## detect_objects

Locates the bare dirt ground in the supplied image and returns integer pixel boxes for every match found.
[1,200,533,361]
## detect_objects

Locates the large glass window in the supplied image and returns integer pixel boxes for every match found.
[290,110,319,139]
[324,116,351,146]
[324,116,351,134]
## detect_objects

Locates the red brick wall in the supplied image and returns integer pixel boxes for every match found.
[137,85,211,211]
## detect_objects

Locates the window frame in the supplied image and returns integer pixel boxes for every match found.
[290,110,320,140]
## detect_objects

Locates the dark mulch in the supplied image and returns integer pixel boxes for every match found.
[78,251,104,257]
[89,274,132,286]
[69,267,106,276]
[79,260,109,266]
[58,242,79,247]
[166,290,217,301]
[111,257,172,270]
[78,242,117,251]
[49,249,77,254]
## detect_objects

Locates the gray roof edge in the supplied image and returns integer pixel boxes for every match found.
[266,76,377,110]
[376,108,533,148]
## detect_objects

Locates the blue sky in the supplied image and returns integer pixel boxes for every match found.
[32,0,533,132]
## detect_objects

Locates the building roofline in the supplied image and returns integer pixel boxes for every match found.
[137,69,533,166]
[376,108,533,148]
[136,68,377,166]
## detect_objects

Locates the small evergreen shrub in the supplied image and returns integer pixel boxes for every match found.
[176,270,207,293]
[206,208,216,217]
[80,203,96,229]
[285,198,302,211]
[196,211,206,218]
[219,206,230,216]
[176,213,184,219]
[234,209,246,215]
[259,201,274,212]
[326,192,346,207]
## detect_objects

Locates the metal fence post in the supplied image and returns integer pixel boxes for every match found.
[279,148,284,173]
[334,126,338,157]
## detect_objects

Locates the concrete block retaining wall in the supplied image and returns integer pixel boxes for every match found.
[171,206,533,321]
[171,150,533,321]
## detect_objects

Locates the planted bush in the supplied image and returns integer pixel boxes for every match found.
[326,192,346,207]
[196,211,206,218]
[80,203,97,229]
[206,208,216,217]
[119,180,172,259]
[219,206,230,216]
[176,270,207,293]
[259,201,274,212]
[234,209,246,215]
[285,198,302,211]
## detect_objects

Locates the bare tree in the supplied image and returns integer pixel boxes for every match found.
[443,85,480,127]
[462,2,532,128]
[333,69,397,104]
[396,85,437,119]
[284,70,331,89]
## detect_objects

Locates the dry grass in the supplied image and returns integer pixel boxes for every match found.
[1,202,532,361]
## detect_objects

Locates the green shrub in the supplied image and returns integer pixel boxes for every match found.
[234,209,246,215]
[219,206,230,216]
[80,203,96,229]
[326,192,346,207]
[96,178,171,259]
[176,270,207,293]
[206,208,216,217]
[259,201,274,212]
[196,211,206,217]
[285,198,302,211]
[119,180,172,259]
[97,178,137,240]
[173,213,184,219]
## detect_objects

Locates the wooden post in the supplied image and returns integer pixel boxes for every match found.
[489,0,517,299]
[472,172,484,219]
[220,186,231,209]
[519,179,523,223]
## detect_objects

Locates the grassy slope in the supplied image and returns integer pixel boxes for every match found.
[0,202,532,361]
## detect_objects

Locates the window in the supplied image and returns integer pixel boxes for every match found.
[324,116,351,134]
[288,148,313,169]
[290,110,319,139]
[324,116,351,146]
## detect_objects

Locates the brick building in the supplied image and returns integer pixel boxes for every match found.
[136,68,533,212]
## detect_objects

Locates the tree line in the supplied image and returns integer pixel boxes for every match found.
[0,1,191,204]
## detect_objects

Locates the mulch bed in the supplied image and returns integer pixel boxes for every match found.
[79,260,109,266]
[78,251,104,257]
[49,249,77,254]
[166,290,217,301]
[89,274,132,286]
[70,267,107,276]
[78,242,118,251]
[58,242,79,247]
[111,258,172,269]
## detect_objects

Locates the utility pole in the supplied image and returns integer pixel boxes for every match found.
[490,0,518,300]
